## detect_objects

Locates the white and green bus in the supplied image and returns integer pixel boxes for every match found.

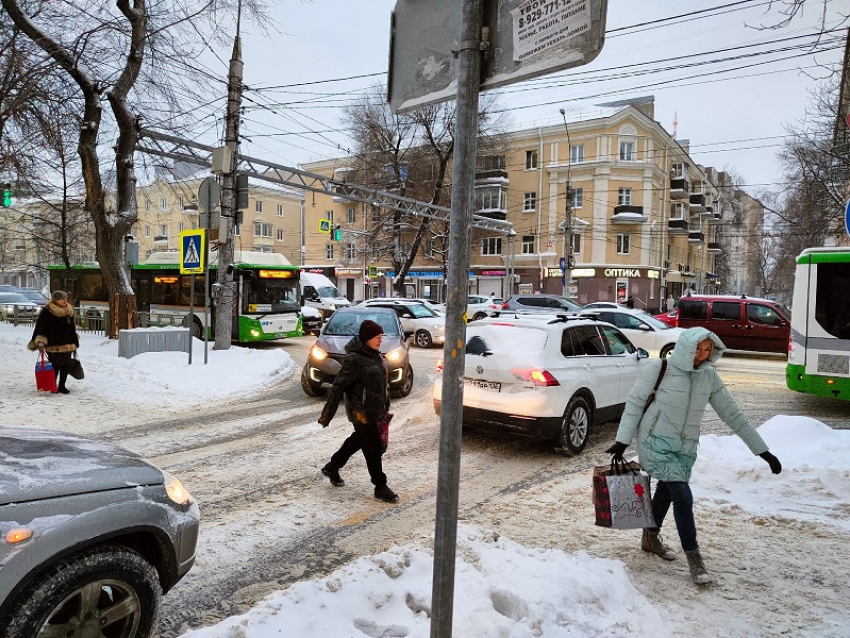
[787,247,850,400]
[49,251,302,343]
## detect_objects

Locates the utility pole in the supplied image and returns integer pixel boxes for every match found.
[215,0,243,350]
[559,109,574,297]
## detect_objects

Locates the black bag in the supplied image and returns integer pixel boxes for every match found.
[67,353,85,380]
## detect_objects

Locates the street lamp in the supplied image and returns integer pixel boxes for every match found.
[559,108,574,298]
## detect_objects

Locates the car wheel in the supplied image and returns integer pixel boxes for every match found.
[559,395,591,454]
[2,545,160,638]
[472,312,487,321]
[660,344,675,358]
[391,365,414,398]
[300,365,326,397]
[414,330,433,348]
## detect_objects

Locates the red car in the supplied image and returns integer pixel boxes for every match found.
[654,308,679,327]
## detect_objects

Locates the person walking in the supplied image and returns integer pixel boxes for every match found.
[666,294,676,312]
[318,319,398,503]
[27,290,80,394]
[604,327,782,585]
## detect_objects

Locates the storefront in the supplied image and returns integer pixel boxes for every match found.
[544,266,664,313]
[333,267,363,301]
[473,268,507,298]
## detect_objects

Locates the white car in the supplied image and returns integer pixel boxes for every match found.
[361,299,446,348]
[433,294,503,321]
[433,315,651,452]
[579,307,685,358]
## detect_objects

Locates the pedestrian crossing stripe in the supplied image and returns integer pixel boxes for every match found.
[179,230,206,274]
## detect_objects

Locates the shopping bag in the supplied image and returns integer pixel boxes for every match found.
[593,459,656,529]
[378,412,393,455]
[67,353,85,380]
[35,352,57,393]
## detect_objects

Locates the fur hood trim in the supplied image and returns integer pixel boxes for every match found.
[46,301,75,318]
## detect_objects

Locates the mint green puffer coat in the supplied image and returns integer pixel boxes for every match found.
[614,326,768,482]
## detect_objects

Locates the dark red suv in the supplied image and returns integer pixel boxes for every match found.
[677,294,791,354]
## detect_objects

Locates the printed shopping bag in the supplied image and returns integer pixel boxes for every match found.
[35,352,58,393]
[593,459,656,529]
[378,412,393,455]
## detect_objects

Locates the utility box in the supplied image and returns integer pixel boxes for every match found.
[118,327,191,359]
[211,147,232,174]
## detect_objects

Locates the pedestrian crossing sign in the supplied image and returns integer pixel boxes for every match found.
[179,230,205,274]
[319,219,331,234]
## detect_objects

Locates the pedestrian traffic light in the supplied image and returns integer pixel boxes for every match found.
[1,183,11,208]
[236,174,249,210]
[333,224,342,241]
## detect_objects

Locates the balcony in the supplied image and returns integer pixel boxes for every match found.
[707,242,722,253]
[670,177,689,200]
[688,231,705,245]
[182,204,199,214]
[700,205,715,220]
[474,168,509,185]
[611,205,648,224]
[689,193,706,213]
[668,218,689,235]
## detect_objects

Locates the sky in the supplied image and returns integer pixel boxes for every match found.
[2,321,849,637]
[178,0,850,196]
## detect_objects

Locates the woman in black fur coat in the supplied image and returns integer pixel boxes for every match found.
[27,290,79,394]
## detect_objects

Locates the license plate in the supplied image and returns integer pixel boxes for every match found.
[464,378,501,392]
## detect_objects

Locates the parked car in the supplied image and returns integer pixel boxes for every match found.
[0,427,200,637]
[433,315,651,453]
[301,304,323,336]
[432,294,503,321]
[0,284,21,293]
[301,306,414,398]
[579,306,685,358]
[654,308,679,327]
[411,298,445,316]
[582,301,623,310]
[361,299,446,348]
[16,288,48,306]
[499,293,584,314]
[0,292,40,321]
[677,294,791,354]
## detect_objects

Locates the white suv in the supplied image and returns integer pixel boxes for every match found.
[433,315,651,452]
[361,299,446,348]
[579,307,685,358]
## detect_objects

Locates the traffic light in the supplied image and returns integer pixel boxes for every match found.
[333,224,342,241]
[1,183,11,208]
[236,174,249,210]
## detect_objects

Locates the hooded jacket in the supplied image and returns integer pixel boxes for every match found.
[320,336,389,426]
[614,326,767,482]
[27,301,79,354]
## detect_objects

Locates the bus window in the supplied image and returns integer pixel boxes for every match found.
[243,277,299,314]
[151,275,180,305]
[79,273,109,303]
[180,275,205,306]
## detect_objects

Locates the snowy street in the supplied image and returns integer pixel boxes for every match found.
[2,323,849,637]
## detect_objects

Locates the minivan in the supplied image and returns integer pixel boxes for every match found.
[677,294,791,354]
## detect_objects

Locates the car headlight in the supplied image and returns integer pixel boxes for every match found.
[434,324,445,332]
[163,471,193,506]
[385,347,404,362]
[310,345,328,361]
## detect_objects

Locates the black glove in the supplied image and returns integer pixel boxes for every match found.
[605,441,628,461]
[759,451,782,474]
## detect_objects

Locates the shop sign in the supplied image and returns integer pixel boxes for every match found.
[301,267,333,276]
[335,268,361,277]
[546,267,595,278]
[478,269,507,276]
[604,268,642,278]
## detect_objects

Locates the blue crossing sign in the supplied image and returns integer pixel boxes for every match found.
[179,230,205,274]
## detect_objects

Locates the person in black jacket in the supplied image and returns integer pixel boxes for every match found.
[27,290,80,394]
[318,319,398,503]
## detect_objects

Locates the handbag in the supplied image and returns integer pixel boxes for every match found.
[67,352,85,380]
[593,458,656,529]
[35,352,58,393]
[378,412,393,455]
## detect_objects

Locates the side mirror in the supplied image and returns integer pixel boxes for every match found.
[637,348,650,359]
[638,324,652,331]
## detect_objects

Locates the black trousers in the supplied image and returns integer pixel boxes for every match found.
[329,421,387,487]
[47,352,71,389]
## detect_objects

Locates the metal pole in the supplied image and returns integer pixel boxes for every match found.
[204,207,210,364]
[559,109,573,298]
[188,275,195,364]
[431,1,483,636]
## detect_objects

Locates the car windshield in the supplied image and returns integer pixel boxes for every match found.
[558,298,584,312]
[408,304,437,318]
[317,285,344,299]
[324,311,400,336]
[0,293,32,304]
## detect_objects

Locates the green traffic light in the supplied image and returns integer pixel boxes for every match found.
[1,184,11,207]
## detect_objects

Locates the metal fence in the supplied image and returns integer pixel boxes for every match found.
[1,307,189,337]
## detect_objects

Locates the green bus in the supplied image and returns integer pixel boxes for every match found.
[786,247,850,400]
[49,251,302,343]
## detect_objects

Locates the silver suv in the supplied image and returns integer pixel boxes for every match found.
[499,293,584,314]
[0,427,200,637]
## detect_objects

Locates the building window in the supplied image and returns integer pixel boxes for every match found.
[178,196,184,209]
[325,244,334,259]
[145,225,150,237]
[521,235,534,254]
[523,192,537,212]
[371,245,381,260]
[478,188,506,211]
[347,207,356,223]
[145,200,150,212]
[482,155,505,171]
[253,222,273,237]
[571,233,581,254]
[619,141,634,161]
[570,144,584,163]
[424,238,434,258]
[178,221,184,232]
[255,245,273,253]
[345,242,356,259]
[160,198,168,211]
[525,150,538,170]
[482,237,502,255]
[571,187,583,209]
[371,206,381,222]
[671,163,687,179]
[191,221,197,230]
[277,204,284,217]
[255,200,263,213]
[618,188,632,206]
[276,228,284,241]
[159,224,167,236]
[617,234,630,254]
[234,224,240,237]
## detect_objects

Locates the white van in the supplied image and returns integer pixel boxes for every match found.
[300,271,351,319]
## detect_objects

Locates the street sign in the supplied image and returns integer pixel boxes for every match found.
[179,230,205,274]
[388,0,608,113]
[369,265,379,278]
[559,256,566,271]
[198,177,221,213]
[319,219,331,234]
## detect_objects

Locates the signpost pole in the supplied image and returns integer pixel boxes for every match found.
[188,275,195,365]
[430,1,483,636]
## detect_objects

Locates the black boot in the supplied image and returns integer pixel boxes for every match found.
[374,484,398,503]
[321,464,344,487]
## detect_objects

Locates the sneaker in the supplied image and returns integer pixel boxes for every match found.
[321,464,344,487]
[374,484,399,503]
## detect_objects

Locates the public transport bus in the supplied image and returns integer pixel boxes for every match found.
[787,246,850,401]
[49,250,302,343]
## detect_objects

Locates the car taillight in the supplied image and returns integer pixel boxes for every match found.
[500,301,510,309]
[510,367,560,386]
[436,358,444,373]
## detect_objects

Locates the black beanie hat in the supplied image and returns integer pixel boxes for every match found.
[359,319,384,342]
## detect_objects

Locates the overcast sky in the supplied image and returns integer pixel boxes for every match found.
[195,0,847,195]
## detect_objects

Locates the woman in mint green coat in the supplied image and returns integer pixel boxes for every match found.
[605,326,782,585]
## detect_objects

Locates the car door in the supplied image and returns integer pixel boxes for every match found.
[598,325,642,409]
[568,324,620,414]
[708,300,745,349]
[744,302,789,353]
